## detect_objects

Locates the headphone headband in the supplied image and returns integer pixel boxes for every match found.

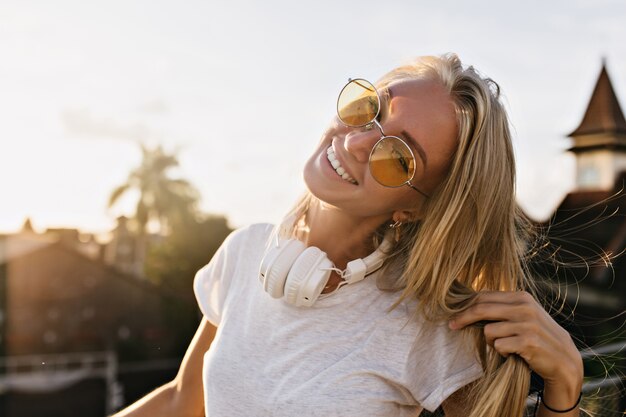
[259,231,394,307]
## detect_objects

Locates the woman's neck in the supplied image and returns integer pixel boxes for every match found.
[301,200,390,269]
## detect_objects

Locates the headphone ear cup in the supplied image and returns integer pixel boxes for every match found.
[260,239,306,298]
[284,247,333,307]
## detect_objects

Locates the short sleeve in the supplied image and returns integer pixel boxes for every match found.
[193,223,275,327]
[193,229,241,326]
[404,323,484,412]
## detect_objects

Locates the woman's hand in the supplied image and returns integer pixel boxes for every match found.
[448,291,584,414]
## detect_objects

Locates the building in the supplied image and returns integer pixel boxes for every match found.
[568,60,626,191]
[0,222,187,416]
[538,61,626,349]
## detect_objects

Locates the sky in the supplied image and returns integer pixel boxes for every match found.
[1,0,625,236]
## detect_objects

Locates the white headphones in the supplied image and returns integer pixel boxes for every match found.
[259,232,394,307]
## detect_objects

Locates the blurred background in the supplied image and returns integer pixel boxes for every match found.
[0,0,625,415]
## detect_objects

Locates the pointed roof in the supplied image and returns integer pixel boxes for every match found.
[21,217,35,233]
[569,62,626,137]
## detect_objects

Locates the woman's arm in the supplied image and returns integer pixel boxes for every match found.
[110,318,217,417]
[448,291,583,417]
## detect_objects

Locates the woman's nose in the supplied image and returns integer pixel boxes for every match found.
[343,127,380,163]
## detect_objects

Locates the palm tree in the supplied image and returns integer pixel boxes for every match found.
[109,144,199,235]
[108,144,200,276]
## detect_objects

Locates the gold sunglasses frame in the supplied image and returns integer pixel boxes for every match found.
[336,78,429,199]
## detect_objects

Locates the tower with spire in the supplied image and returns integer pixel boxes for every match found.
[540,58,626,354]
[568,59,626,190]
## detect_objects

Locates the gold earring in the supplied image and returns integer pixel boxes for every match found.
[390,220,403,242]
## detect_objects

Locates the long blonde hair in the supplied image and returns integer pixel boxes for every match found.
[280,53,536,417]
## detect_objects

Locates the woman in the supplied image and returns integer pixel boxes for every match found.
[113,53,583,417]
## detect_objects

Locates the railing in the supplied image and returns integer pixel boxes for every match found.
[0,351,121,415]
[0,345,624,417]
[576,341,626,417]
[420,342,626,417]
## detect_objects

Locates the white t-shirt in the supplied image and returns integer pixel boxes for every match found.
[193,223,483,416]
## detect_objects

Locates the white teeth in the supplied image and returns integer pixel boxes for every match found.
[326,146,357,184]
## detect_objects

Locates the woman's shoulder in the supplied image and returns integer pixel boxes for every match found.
[234,222,274,236]
[223,222,276,250]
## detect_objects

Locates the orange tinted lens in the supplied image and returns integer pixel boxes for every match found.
[369,137,416,187]
[337,79,380,126]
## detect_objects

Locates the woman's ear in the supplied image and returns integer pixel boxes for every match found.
[391,209,420,224]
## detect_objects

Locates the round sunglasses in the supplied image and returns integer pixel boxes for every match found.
[336,78,429,198]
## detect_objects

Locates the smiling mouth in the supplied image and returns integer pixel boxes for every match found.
[326,146,357,185]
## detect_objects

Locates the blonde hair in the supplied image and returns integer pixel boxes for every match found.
[280,53,536,417]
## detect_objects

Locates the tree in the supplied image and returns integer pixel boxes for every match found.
[145,214,232,296]
[108,144,199,236]
[106,143,233,356]
[145,214,232,356]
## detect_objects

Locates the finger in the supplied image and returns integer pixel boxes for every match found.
[471,319,498,328]
[450,302,529,329]
[472,290,536,306]
[483,321,514,347]
[493,334,542,362]
[483,321,536,347]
